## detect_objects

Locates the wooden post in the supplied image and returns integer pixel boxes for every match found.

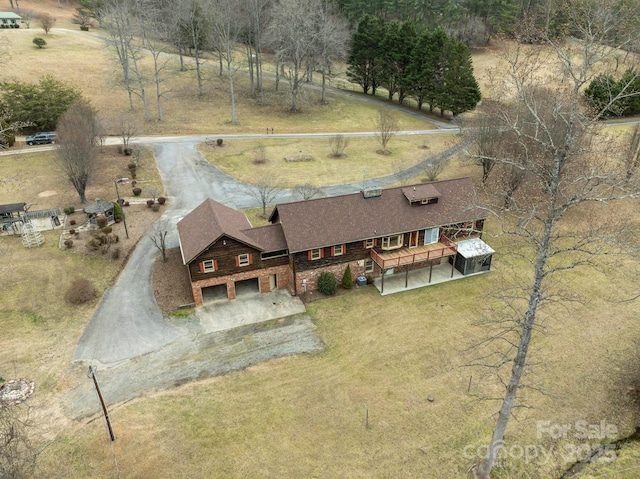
[451,253,456,278]
[381,269,385,293]
[405,266,409,288]
[429,262,433,283]
[88,366,116,442]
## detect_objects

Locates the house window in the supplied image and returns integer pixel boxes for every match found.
[238,254,251,266]
[310,248,322,260]
[202,259,216,272]
[424,227,439,245]
[333,244,344,256]
[365,259,374,273]
[381,234,403,250]
[364,238,375,249]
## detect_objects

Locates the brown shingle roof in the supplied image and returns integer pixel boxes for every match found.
[177,199,256,264]
[271,178,484,252]
[242,223,288,252]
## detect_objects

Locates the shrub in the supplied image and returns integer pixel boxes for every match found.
[341,265,354,289]
[33,37,46,49]
[113,201,124,221]
[146,199,154,208]
[124,201,130,207]
[152,203,160,212]
[318,271,337,295]
[69,219,76,225]
[217,138,223,146]
[101,226,112,234]
[157,196,166,205]
[69,229,75,235]
[63,206,75,215]
[111,247,121,260]
[64,239,73,249]
[132,187,142,196]
[93,232,107,244]
[96,214,108,228]
[65,279,97,305]
[127,163,137,171]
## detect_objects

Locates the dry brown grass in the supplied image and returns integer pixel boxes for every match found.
[198,134,458,187]
[3,3,640,477]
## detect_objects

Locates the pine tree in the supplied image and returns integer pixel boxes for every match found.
[346,14,386,95]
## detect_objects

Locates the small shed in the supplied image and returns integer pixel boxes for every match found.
[453,238,495,275]
[84,199,114,225]
[0,12,21,28]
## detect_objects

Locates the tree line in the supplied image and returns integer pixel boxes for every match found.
[347,16,481,116]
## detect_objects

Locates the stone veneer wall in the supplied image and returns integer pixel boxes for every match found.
[294,259,375,294]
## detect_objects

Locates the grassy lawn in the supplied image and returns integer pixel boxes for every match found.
[2,3,639,477]
[35,236,640,477]
[198,133,459,187]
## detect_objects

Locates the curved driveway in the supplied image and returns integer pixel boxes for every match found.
[73,126,467,365]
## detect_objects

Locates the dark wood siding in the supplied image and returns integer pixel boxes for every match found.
[293,239,373,272]
[188,236,287,282]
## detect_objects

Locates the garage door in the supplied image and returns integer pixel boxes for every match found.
[235,278,260,297]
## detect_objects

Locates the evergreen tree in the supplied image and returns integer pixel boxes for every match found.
[346,14,386,95]
[437,38,481,116]
[379,20,416,103]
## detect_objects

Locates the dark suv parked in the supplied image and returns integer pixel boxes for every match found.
[25,132,57,145]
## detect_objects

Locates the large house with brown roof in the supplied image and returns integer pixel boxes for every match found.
[177,177,493,306]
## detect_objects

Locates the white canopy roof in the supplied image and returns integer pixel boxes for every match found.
[456,238,495,258]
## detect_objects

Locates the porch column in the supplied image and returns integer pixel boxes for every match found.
[451,254,456,278]
[381,269,385,294]
[405,265,409,288]
[429,262,433,283]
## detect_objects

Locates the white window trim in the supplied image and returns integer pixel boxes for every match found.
[310,248,322,260]
[365,259,374,273]
[365,238,375,249]
[381,234,403,250]
[238,253,250,266]
[333,244,344,256]
[424,227,439,245]
[202,259,215,272]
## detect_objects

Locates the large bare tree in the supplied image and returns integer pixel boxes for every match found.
[266,0,319,112]
[241,0,271,101]
[375,109,398,154]
[208,0,246,125]
[468,1,640,477]
[55,99,101,204]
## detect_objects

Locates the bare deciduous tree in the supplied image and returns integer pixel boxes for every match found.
[0,402,46,479]
[55,99,101,203]
[38,13,55,34]
[375,109,398,154]
[150,223,169,261]
[250,176,281,216]
[266,0,318,112]
[423,160,446,181]
[470,114,501,183]
[328,134,348,158]
[111,112,139,151]
[208,0,246,124]
[624,124,640,180]
[468,2,640,476]
[293,183,321,200]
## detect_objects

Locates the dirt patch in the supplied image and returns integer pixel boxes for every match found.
[38,190,57,197]
[152,247,193,313]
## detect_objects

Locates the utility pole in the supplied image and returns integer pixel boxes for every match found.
[88,366,116,441]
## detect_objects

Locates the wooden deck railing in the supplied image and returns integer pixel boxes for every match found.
[370,235,458,270]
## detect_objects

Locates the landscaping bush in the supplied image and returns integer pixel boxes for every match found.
[127,162,137,171]
[146,199,154,208]
[124,201,130,207]
[64,239,73,249]
[63,206,75,215]
[69,229,75,235]
[96,215,107,228]
[132,187,142,196]
[111,247,121,260]
[157,196,166,205]
[342,265,354,289]
[113,202,124,221]
[65,279,97,305]
[318,271,338,295]
[217,138,223,146]
[87,238,100,250]
[69,219,76,225]
[152,203,160,212]
[101,226,112,234]
[32,37,46,49]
